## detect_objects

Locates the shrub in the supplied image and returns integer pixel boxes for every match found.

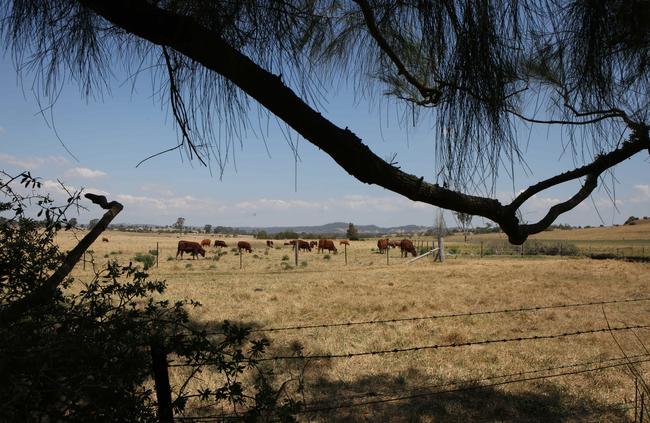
[280,262,293,270]
[148,249,158,256]
[323,254,331,260]
[300,260,308,267]
[166,255,174,261]
[133,252,155,270]
[281,255,290,261]
[185,263,192,269]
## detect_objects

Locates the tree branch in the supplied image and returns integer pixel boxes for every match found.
[0,194,123,326]
[352,0,441,105]
[75,0,650,244]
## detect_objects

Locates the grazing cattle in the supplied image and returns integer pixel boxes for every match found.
[284,242,293,246]
[266,240,274,248]
[237,241,253,253]
[214,240,227,248]
[101,237,109,242]
[377,239,389,253]
[201,239,211,247]
[318,239,337,254]
[176,240,206,259]
[340,240,350,246]
[310,241,318,249]
[297,240,311,252]
[388,240,399,248]
[399,239,417,257]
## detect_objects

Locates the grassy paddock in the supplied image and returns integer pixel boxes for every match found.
[57,230,650,421]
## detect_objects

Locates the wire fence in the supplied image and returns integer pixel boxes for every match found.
[157,295,650,421]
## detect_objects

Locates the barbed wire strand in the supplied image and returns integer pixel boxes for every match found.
[258,324,650,361]
[200,296,650,335]
[299,358,646,414]
[173,359,642,421]
[306,353,650,404]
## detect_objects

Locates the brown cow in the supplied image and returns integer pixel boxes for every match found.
[377,239,389,253]
[340,240,350,246]
[297,240,311,252]
[176,240,206,259]
[201,239,211,247]
[237,241,252,253]
[214,240,227,248]
[266,240,274,248]
[388,240,399,248]
[101,237,109,242]
[399,239,417,257]
[318,239,337,254]
[309,241,318,249]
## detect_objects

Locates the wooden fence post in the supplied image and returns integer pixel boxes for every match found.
[344,243,347,265]
[386,245,389,265]
[294,241,299,267]
[150,337,174,423]
[438,237,445,262]
[480,241,483,258]
[156,242,159,268]
[83,252,86,270]
[240,249,243,269]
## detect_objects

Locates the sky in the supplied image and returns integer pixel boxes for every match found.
[1,53,648,230]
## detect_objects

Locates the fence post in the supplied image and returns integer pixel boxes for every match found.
[344,243,347,265]
[521,243,524,257]
[156,242,159,268]
[83,252,86,270]
[480,241,483,258]
[150,337,174,423]
[386,245,389,265]
[240,249,243,269]
[294,241,299,267]
[438,237,445,262]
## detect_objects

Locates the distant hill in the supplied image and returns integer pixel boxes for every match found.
[235,222,432,235]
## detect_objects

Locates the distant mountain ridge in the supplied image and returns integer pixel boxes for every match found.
[234,222,432,235]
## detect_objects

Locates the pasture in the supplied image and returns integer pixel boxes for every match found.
[57,229,650,421]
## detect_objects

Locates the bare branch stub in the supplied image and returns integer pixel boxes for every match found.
[0,193,124,326]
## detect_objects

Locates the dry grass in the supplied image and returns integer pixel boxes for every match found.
[57,230,650,421]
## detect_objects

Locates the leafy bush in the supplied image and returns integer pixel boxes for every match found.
[148,249,158,256]
[281,255,290,261]
[323,254,331,260]
[0,171,303,422]
[133,252,155,270]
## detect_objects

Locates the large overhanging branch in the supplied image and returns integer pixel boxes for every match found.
[77,0,649,244]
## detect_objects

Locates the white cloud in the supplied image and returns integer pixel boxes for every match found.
[235,198,321,211]
[116,193,227,214]
[234,195,432,214]
[631,184,650,203]
[139,184,174,197]
[0,153,68,169]
[64,167,107,179]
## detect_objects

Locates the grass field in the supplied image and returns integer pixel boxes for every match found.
[57,226,650,421]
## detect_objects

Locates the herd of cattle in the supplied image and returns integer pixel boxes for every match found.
[175,238,419,259]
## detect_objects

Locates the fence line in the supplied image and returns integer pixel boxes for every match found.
[305,353,650,405]
[172,355,646,420]
[258,324,650,361]
[198,296,650,335]
[299,357,650,413]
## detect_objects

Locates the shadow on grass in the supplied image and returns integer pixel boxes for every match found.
[299,369,634,422]
[180,317,634,422]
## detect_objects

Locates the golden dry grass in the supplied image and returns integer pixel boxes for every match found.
[57,230,650,421]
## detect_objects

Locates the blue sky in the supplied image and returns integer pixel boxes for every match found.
[1,53,648,229]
